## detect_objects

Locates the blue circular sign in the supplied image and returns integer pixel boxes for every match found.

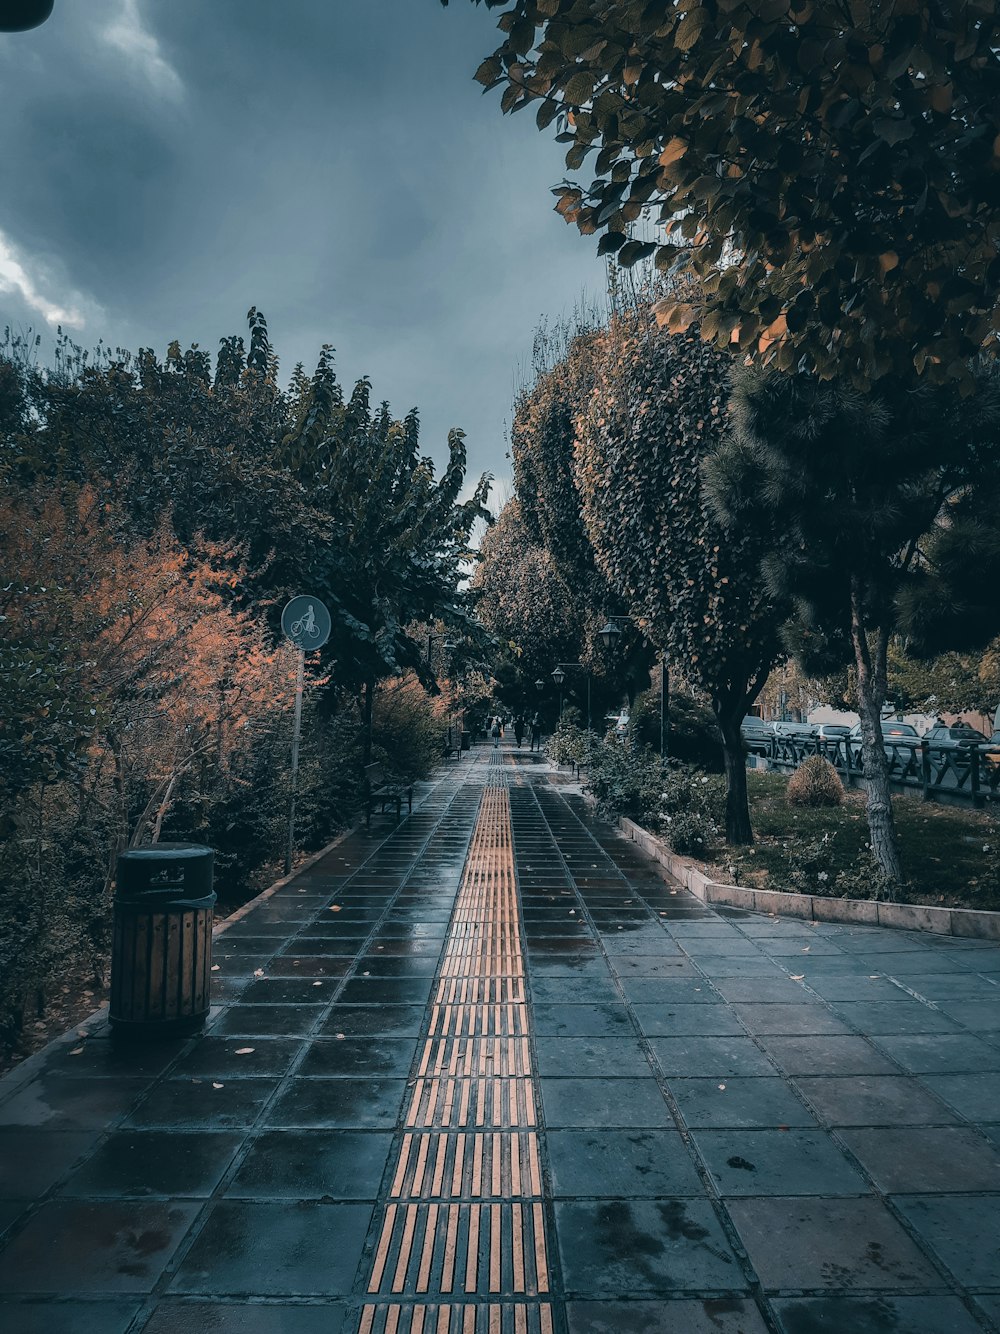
[281,595,332,651]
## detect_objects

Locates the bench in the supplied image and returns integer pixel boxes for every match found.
[363,762,413,827]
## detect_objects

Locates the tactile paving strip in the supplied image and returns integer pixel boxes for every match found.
[359,760,554,1332]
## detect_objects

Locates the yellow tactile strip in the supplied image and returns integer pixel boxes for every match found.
[359,769,553,1331]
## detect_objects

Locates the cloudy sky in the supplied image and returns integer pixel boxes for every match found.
[0,0,606,494]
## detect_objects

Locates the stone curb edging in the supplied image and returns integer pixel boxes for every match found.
[618,815,1000,942]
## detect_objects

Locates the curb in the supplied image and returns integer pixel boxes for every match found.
[617,815,1000,941]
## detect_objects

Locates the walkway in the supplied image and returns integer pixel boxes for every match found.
[1,747,999,1333]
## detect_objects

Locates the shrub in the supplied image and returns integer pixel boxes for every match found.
[548,708,590,766]
[630,685,723,772]
[585,740,666,820]
[657,765,726,856]
[787,755,844,807]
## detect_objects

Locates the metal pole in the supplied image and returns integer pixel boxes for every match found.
[660,651,668,759]
[587,673,592,769]
[285,646,305,876]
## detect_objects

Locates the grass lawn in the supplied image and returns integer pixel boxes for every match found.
[705,771,1000,911]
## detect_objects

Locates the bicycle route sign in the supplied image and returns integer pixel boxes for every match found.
[281,595,332,651]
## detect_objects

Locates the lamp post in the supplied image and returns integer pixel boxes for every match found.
[551,662,593,766]
[600,617,668,759]
[551,665,565,728]
[426,632,458,750]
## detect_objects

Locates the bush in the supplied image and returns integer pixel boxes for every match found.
[548,708,590,765]
[630,685,723,772]
[371,675,446,782]
[585,739,666,820]
[657,765,726,856]
[787,755,844,807]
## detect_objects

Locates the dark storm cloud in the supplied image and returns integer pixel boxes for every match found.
[0,0,603,484]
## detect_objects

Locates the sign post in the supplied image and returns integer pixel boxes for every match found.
[280,596,332,875]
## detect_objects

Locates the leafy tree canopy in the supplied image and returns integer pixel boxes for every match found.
[449,0,1000,391]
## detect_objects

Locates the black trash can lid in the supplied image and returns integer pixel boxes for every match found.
[116,842,214,902]
[118,842,212,863]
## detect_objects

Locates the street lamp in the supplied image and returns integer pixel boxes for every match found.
[600,615,668,758]
[426,633,459,752]
[552,662,593,750]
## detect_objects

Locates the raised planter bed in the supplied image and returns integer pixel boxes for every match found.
[618,815,1000,942]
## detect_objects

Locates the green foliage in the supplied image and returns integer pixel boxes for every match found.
[0,313,480,1060]
[547,708,589,765]
[371,675,448,784]
[707,361,1000,879]
[584,739,665,822]
[656,766,727,858]
[452,0,1000,391]
[575,304,784,842]
[786,756,845,809]
[630,682,723,773]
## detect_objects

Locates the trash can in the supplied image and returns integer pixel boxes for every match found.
[461,730,471,751]
[109,843,216,1037]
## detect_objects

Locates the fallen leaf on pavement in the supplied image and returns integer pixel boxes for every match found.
[235,1047,255,1055]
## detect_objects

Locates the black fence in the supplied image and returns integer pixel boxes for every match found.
[749,733,1000,809]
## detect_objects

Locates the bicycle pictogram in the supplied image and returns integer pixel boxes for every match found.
[290,604,319,640]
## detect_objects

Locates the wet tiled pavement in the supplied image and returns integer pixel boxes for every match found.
[1,747,999,1332]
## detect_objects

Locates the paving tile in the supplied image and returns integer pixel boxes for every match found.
[170,1200,372,1295]
[534,1037,650,1078]
[0,1129,100,1198]
[0,1299,142,1332]
[555,1199,744,1296]
[936,1000,1000,1032]
[59,1131,243,1198]
[650,1035,777,1078]
[839,1125,1000,1194]
[826,1002,961,1036]
[871,1033,1000,1074]
[540,1078,672,1128]
[299,1038,417,1078]
[531,1003,632,1037]
[528,976,621,1003]
[225,1129,392,1199]
[566,1299,769,1333]
[33,1037,190,1080]
[727,1197,941,1291]
[632,1003,745,1037]
[0,1200,198,1293]
[713,979,812,1004]
[317,1005,428,1038]
[668,1077,818,1130]
[142,1302,348,1334]
[264,1077,407,1128]
[236,978,340,1004]
[168,1038,303,1079]
[546,1129,703,1197]
[772,1296,986,1334]
[336,977,434,1005]
[895,1194,1000,1287]
[920,1072,1000,1124]
[730,1003,853,1036]
[0,1076,148,1130]
[792,1076,960,1127]
[760,1036,897,1077]
[124,1078,279,1129]
[694,1129,866,1196]
[212,1007,322,1037]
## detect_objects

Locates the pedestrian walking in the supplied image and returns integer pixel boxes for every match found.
[514,715,525,748]
[491,717,501,749]
[530,713,542,751]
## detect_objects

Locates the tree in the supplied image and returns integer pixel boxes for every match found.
[707,362,1000,885]
[278,352,491,758]
[575,308,784,842]
[449,0,1000,391]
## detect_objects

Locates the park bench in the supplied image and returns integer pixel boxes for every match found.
[363,762,413,827]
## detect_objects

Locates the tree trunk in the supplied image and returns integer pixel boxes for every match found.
[850,584,904,891]
[716,696,754,846]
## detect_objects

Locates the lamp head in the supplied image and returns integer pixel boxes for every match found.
[551,666,566,686]
[599,619,623,650]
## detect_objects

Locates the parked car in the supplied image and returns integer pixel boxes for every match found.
[922,723,988,750]
[740,715,773,752]
[848,720,919,761]
[979,730,1000,769]
[815,724,852,744]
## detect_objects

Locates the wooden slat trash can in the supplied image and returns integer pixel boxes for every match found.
[109,843,216,1038]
